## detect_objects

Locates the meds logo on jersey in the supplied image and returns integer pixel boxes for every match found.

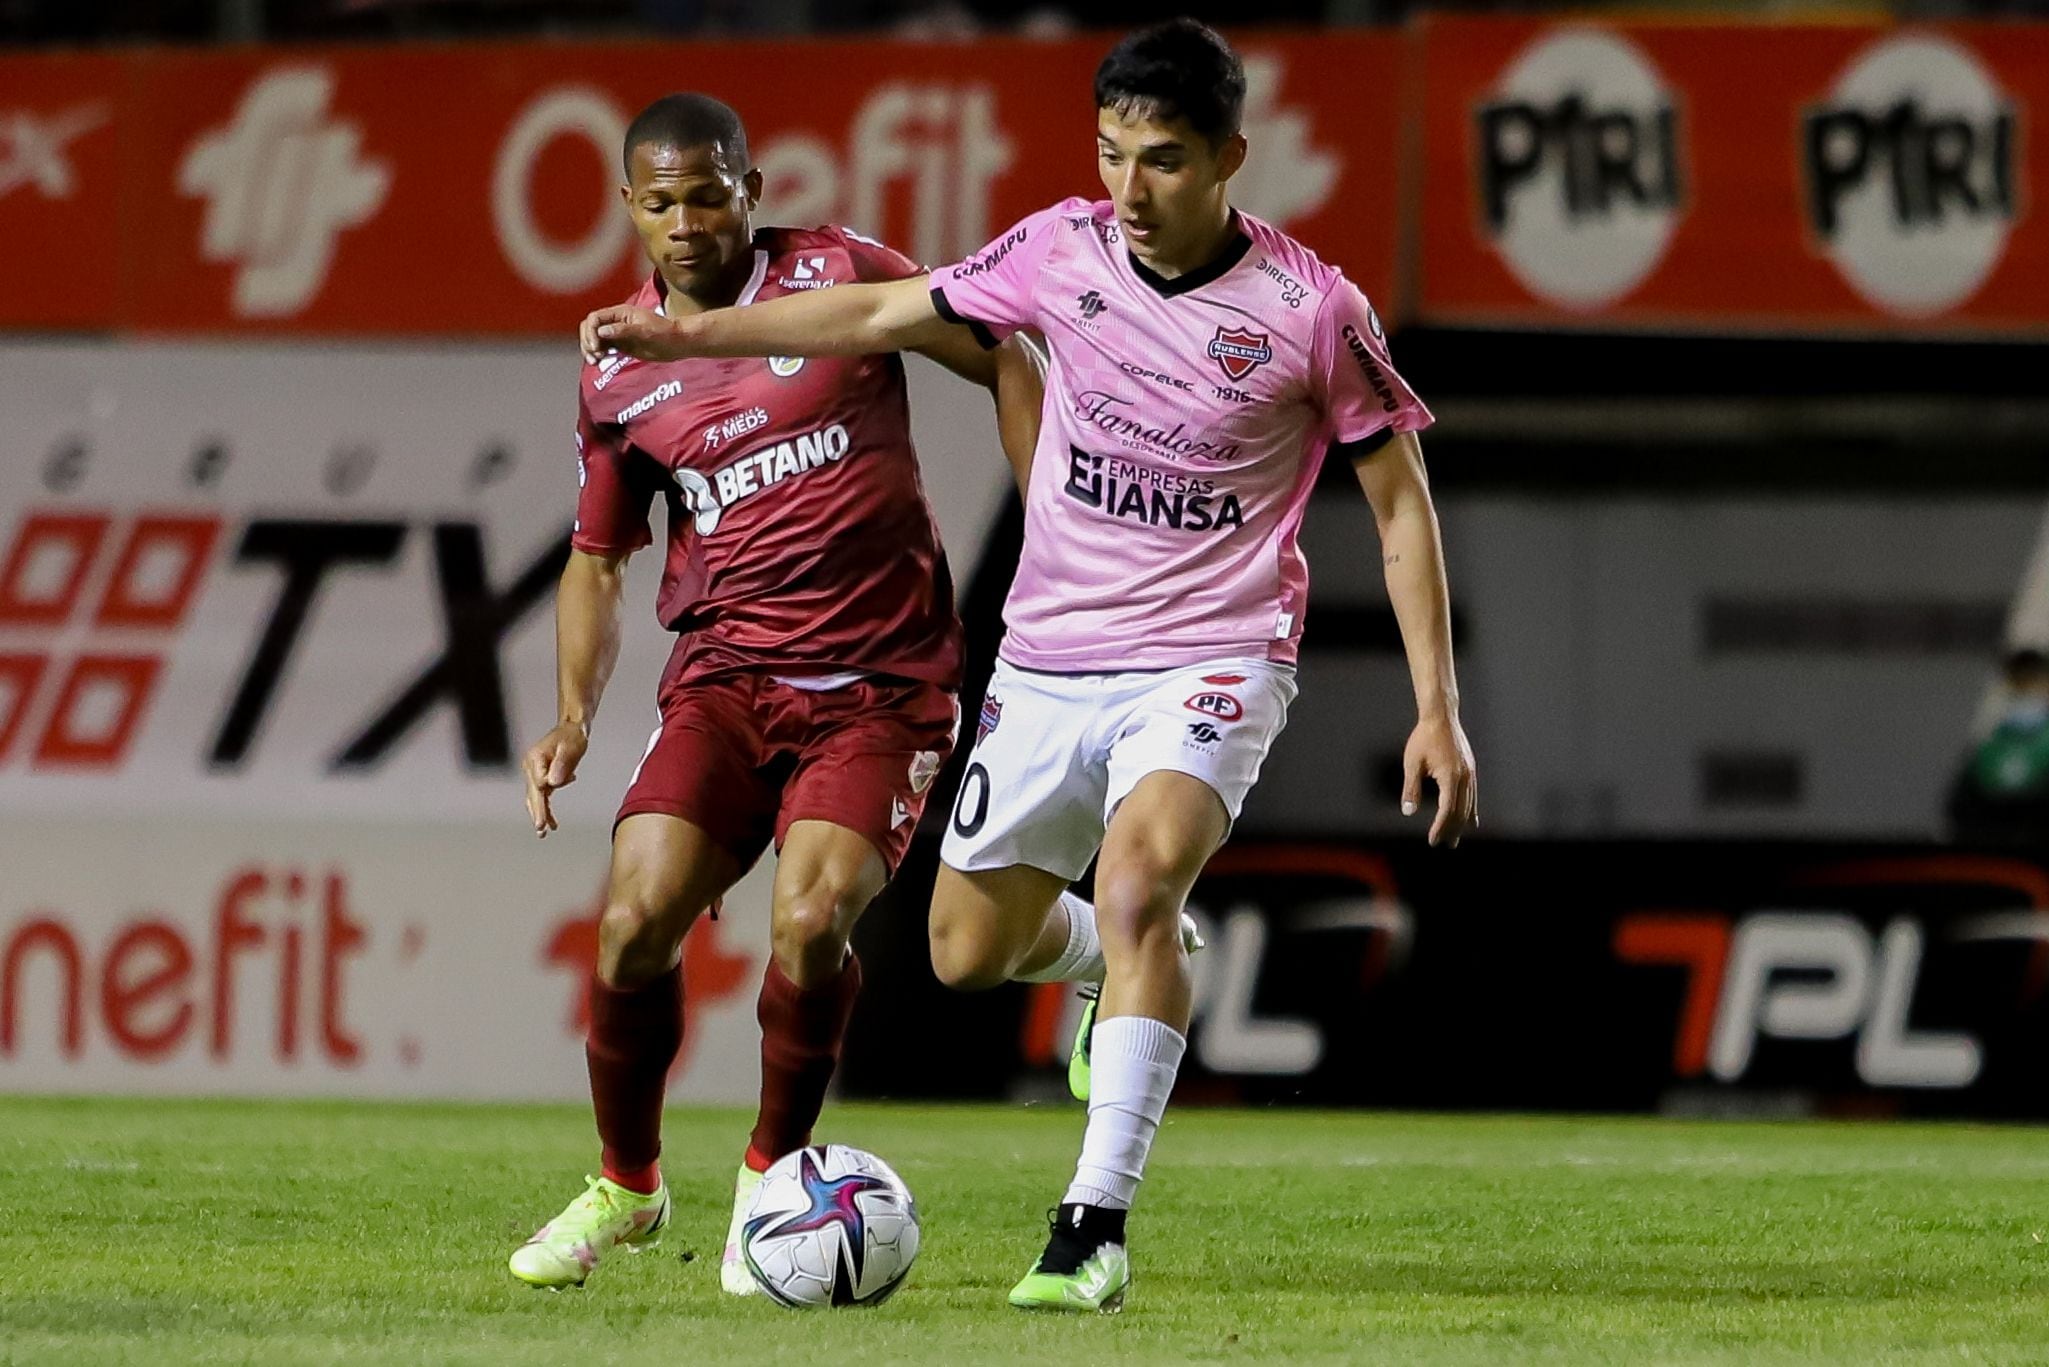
[768,357,806,378]
[1476,29,1684,310]
[1184,692,1245,722]
[1206,327,1273,381]
[1802,35,2018,317]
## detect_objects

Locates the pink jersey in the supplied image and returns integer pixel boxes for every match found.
[929,197,1430,672]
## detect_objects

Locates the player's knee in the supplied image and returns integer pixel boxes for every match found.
[772,884,854,986]
[1092,863,1182,952]
[597,899,684,987]
[928,910,1010,992]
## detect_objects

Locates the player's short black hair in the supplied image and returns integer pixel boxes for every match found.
[622,93,750,176]
[1093,19,1246,150]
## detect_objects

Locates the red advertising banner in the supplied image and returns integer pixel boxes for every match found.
[0,34,1402,336]
[1414,18,2049,334]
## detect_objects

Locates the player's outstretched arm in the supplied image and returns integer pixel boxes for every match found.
[1353,431,1478,847]
[523,548,631,837]
[580,275,952,365]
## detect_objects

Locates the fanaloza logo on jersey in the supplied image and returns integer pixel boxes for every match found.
[703,406,770,450]
[768,356,805,377]
[1207,327,1272,381]
[1074,391,1242,464]
[671,423,850,537]
[1802,34,2019,317]
[1476,30,1684,310]
[618,380,682,423]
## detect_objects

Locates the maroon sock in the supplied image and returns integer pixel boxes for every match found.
[747,953,863,1171]
[586,963,683,1194]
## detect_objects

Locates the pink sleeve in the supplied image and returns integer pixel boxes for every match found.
[570,388,656,556]
[927,204,1069,346]
[1313,278,1431,445]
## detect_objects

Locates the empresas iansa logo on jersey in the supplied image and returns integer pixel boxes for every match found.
[1803,34,2019,318]
[1475,29,1683,310]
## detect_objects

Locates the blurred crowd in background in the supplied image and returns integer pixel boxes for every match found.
[7,0,2047,45]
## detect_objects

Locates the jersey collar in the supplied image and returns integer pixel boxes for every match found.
[1124,214,1253,299]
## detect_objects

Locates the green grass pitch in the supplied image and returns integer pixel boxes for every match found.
[3,1097,2047,1364]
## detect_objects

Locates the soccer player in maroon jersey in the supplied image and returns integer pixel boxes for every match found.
[506,94,1043,1294]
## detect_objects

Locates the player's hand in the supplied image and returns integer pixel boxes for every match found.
[522,722,589,838]
[1401,713,1477,848]
[580,306,690,364]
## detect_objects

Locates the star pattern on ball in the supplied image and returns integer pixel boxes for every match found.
[745,1148,899,1291]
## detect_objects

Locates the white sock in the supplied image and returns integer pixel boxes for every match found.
[1014,891,1105,984]
[1062,1015,1185,1212]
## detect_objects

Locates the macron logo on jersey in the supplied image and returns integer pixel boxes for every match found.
[672,424,852,536]
[618,380,682,423]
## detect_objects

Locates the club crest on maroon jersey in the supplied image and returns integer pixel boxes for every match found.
[1206,326,1273,381]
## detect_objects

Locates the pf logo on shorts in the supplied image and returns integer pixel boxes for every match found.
[1183,691,1244,722]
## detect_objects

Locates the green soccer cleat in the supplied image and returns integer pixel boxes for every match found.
[1068,912,1205,1102]
[508,1174,670,1289]
[1008,1203,1131,1313]
[721,1162,765,1296]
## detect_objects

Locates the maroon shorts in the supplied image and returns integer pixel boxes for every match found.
[616,671,958,874]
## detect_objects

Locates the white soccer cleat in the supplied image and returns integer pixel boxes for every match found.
[721,1162,766,1295]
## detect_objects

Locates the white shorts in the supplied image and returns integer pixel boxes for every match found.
[940,656,1297,881]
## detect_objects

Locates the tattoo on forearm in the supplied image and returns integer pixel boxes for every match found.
[1384,553,1401,566]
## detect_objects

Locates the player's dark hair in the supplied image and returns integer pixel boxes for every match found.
[623,93,751,175]
[1093,19,1245,150]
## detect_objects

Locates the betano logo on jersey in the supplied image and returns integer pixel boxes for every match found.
[672,424,852,536]
[1063,447,1244,533]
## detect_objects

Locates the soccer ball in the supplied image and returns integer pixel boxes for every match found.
[740,1144,920,1308]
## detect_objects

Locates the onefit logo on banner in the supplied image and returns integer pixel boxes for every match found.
[1476,29,1685,310]
[0,510,220,770]
[1803,34,2020,318]
[179,68,392,317]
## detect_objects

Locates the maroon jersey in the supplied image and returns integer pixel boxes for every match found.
[572,225,963,691]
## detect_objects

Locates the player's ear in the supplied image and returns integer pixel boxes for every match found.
[1214,132,1248,186]
[742,167,764,211]
[618,181,633,208]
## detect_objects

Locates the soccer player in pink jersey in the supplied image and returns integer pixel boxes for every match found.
[509,94,1044,1296]
[581,23,1478,1311]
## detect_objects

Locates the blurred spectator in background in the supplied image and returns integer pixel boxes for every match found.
[1948,647,2049,848]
